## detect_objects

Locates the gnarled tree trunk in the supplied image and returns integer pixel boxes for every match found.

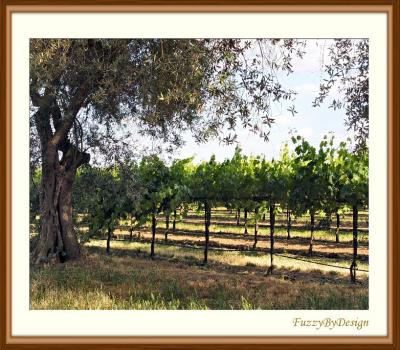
[31,83,90,264]
[32,141,89,264]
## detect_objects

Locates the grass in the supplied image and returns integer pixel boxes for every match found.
[111,239,368,273]
[30,239,368,310]
[31,207,369,310]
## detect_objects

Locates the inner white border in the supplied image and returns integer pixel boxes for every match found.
[12,12,388,336]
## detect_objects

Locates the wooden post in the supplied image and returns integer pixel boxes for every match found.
[350,205,358,283]
[150,212,156,258]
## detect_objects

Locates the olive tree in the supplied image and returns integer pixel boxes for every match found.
[30,38,305,263]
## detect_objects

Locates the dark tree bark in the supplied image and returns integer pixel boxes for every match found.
[308,212,315,256]
[32,138,89,264]
[150,212,157,258]
[262,213,266,221]
[164,213,170,241]
[172,209,177,232]
[286,208,291,239]
[244,209,248,235]
[203,201,211,265]
[350,205,358,283]
[58,166,82,259]
[335,212,340,243]
[267,203,275,274]
[253,208,259,249]
[236,208,240,226]
[106,226,112,255]
[31,87,90,264]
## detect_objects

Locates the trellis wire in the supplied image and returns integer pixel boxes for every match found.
[95,236,369,273]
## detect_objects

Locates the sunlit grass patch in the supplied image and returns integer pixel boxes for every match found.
[84,239,369,274]
[32,206,369,311]
[30,243,368,310]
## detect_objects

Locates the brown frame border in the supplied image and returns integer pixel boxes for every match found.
[1,1,398,349]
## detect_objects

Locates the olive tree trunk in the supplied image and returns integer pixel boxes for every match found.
[32,141,89,264]
[31,89,90,264]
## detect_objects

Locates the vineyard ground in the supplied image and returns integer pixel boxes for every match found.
[30,240,368,310]
[30,208,369,310]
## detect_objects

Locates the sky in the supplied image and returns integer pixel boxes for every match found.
[164,39,352,164]
[115,39,357,166]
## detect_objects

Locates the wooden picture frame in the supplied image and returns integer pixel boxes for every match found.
[1,1,398,349]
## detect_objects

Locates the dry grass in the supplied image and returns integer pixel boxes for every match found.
[31,208,368,310]
[30,240,368,310]
[113,229,369,261]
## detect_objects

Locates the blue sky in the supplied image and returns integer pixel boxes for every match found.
[136,39,355,164]
[171,39,351,163]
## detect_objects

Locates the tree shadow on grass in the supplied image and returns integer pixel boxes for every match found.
[121,227,369,247]
[84,243,368,288]
[109,234,369,263]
